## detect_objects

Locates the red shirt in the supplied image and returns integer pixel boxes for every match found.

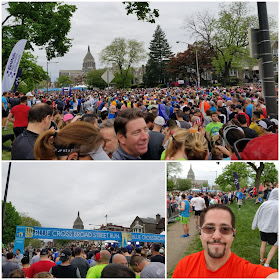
[11,104,30,127]
[29,260,56,278]
[22,267,32,278]
[173,250,277,278]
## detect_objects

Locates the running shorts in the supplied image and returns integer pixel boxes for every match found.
[260,231,278,246]
[181,217,189,224]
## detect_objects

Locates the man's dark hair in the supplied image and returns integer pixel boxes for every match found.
[134,248,141,254]
[151,243,160,252]
[175,110,184,118]
[100,110,108,121]
[6,252,14,260]
[253,110,261,119]
[183,106,191,113]
[81,113,97,124]
[101,263,136,278]
[73,247,82,256]
[236,114,247,125]
[28,103,53,123]
[20,96,27,103]
[200,204,235,228]
[121,247,128,253]
[21,256,29,265]
[114,108,144,136]
[211,111,218,116]
[181,193,186,199]
[144,112,155,124]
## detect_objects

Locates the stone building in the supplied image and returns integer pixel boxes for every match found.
[99,223,130,232]
[73,211,84,229]
[130,214,165,234]
[187,165,208,189]
[59,46,96,83]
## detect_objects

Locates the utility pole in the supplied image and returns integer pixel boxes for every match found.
[257,2,278,119]
[2,162,12,233]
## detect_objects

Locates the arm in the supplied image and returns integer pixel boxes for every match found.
[7,112,14,123]
[266,272,278,278]
[205,131,211,142]
[179,201,185,212]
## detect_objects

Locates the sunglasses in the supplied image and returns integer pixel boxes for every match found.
[201,225,235,235]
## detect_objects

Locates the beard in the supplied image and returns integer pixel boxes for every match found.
[207,240,226,258]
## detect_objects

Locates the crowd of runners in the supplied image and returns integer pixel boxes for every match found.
[2,243,165,278]
[2,85,278,160]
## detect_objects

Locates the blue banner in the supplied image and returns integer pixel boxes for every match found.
[14,226,165,244]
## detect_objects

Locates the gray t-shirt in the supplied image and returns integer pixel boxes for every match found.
[2,261,20,278]
[70,257,90,278]
[140,262,165,278]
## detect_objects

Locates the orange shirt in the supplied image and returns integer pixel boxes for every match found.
[172,250,277,278]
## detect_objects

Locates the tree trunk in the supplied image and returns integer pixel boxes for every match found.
[247,162,264,191]
[223,63,230,86]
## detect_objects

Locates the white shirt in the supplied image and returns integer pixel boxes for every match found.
[192,197,205,211]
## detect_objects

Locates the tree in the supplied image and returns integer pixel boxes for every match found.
[19,213,42,248]
[112,70,135,88]
[166,42,215,86]
[100,37,146,88]
[144,25,171,87]
[15,52,47,93]
[167,162,182,179]
[215,162,252,189]
[2,2,77,64]
[123,2,159,23]
[2,201,21,245]
[176,178,192,191]
[248,162,278,189]
[57,75,73,88]
[183,3,259,86]
[167,179,175,192]
[86,70,107,89]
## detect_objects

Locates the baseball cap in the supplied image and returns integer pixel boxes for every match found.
[101,107,108,112]
[154,116,165,126]
[59,249,72,262]
[63,113,74,122]
[26,92,33,97]
[256,119,273,131]
[40,249,48,256]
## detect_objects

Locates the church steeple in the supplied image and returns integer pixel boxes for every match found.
[187,165,195,181]
[83,45,96,73]
[88,45,90,52]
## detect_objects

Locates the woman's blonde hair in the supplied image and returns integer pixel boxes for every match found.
[185,132,208,160]
[165,128,189,159]
[34,122,102,160]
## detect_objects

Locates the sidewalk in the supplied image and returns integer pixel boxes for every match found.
[167,215,197,274]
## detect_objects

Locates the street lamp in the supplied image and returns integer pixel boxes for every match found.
[47,61,59,94]
[176,41,200,88]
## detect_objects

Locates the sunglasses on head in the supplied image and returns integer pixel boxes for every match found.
[200,225,235,235]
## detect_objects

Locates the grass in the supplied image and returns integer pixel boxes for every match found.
[2,122,14,160]
[167,201,278,277]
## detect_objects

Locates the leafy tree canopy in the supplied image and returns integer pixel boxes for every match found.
[2,201,21,245]
[176,178,192,191]
[260,162,278,184]
[167,162,182,180]
[100,37,146,88]
[167,179,175,192]
[57,75,73,88]
[123,2,159,23]
[86,70,108,89]
[2,2,77,63]
[19,213,41,227]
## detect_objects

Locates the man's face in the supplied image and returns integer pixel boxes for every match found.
[117,118,149,157]
[199,209,235,260]
[100,127,119,157]
[16,250,20,255]
[211,114,219,123]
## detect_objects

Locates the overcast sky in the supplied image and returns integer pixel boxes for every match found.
[2,162,165,230]
[173,161,278,186]
[2,1,278,82]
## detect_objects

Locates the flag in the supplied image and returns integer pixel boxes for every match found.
[62,87,65,96]
[233,172,240,190]
[69,86,72,96]
[2,39,27,93]
[13,68,22,93]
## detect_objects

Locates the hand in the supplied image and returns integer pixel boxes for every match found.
[216,145,230,156]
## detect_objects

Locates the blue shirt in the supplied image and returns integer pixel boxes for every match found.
[181,199,190,217]
[2,96,7,110]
